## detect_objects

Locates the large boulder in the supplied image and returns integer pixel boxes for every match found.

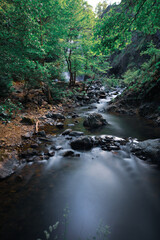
[83,113,108,129]
[130,138,160,165]
[71,136,94,150]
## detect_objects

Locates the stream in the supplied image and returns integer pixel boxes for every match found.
[0,90,160,240]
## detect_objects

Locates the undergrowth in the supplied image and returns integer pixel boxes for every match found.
[0,99,22,121]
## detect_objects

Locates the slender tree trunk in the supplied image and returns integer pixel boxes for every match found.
[66,49,76,87]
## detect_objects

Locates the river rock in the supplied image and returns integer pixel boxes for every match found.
[89,99,97,104]
[27,156,41,162]
[99,91,106,99]
[69,131,84,137]
[88,106,97,110]
[46,112,65,120]
[62,150,75,157]
[47,151,55,157]
[61,150,80,157]
[56,122,64,129]
[68,124,75,127]
[37,130,46,137]
[30,143,39,149]
[19,148,39,158]
[0,156,17,179]
[21,132,32,140]
[130,138,160,164]
[38,137,53,143]
[72,114,79,118]
[62,129,72,135]
[94,135,127,151]
[71,136,93,150]
[83,113,108,129]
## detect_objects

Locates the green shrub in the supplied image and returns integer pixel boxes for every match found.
[123,69,140,86]
[0,75,12,97]
[0,99,22,121]
[103,75,123,87]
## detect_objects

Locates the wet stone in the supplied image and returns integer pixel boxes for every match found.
[62,129,72,135]
[19,149,39,158]
[62,150,75,157]
[72,114,79,118]
[37,130,46,137]
[65,137,73,140]
[83,113,108,129]
[71,136,93,150]
[46,112,65,120]
[62,150,80,158]
[56,122,64,129]
[48,151,55,157]
[69,131,84,137]
[68,124,75,127]
[30,143,39,149]
[51,145,63,151]
[21,132,32,140]
[38,137,53,143]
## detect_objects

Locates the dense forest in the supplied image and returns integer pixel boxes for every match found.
[0,1,160,240]
[0,0,159,106]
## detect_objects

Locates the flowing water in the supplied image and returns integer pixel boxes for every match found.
[0,91,160,240]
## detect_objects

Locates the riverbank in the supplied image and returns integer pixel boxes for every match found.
[0,80,108,179]
[107,79,160,126]
[1,81,160,180]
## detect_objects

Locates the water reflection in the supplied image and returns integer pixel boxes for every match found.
[74,98,160,140]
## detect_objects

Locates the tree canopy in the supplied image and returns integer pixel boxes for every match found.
[0,0,159,97]
[95,0,160,53]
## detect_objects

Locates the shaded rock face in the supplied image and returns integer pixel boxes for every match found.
[108,31,160,77]
[138,103,159,117]
[130,138,160,165]
[71,136,93,150]
[83,113,108,129]
[107,103,136,116]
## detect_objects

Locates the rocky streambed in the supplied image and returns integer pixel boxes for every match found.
[1,82,160,179]
[0,82,160,240]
